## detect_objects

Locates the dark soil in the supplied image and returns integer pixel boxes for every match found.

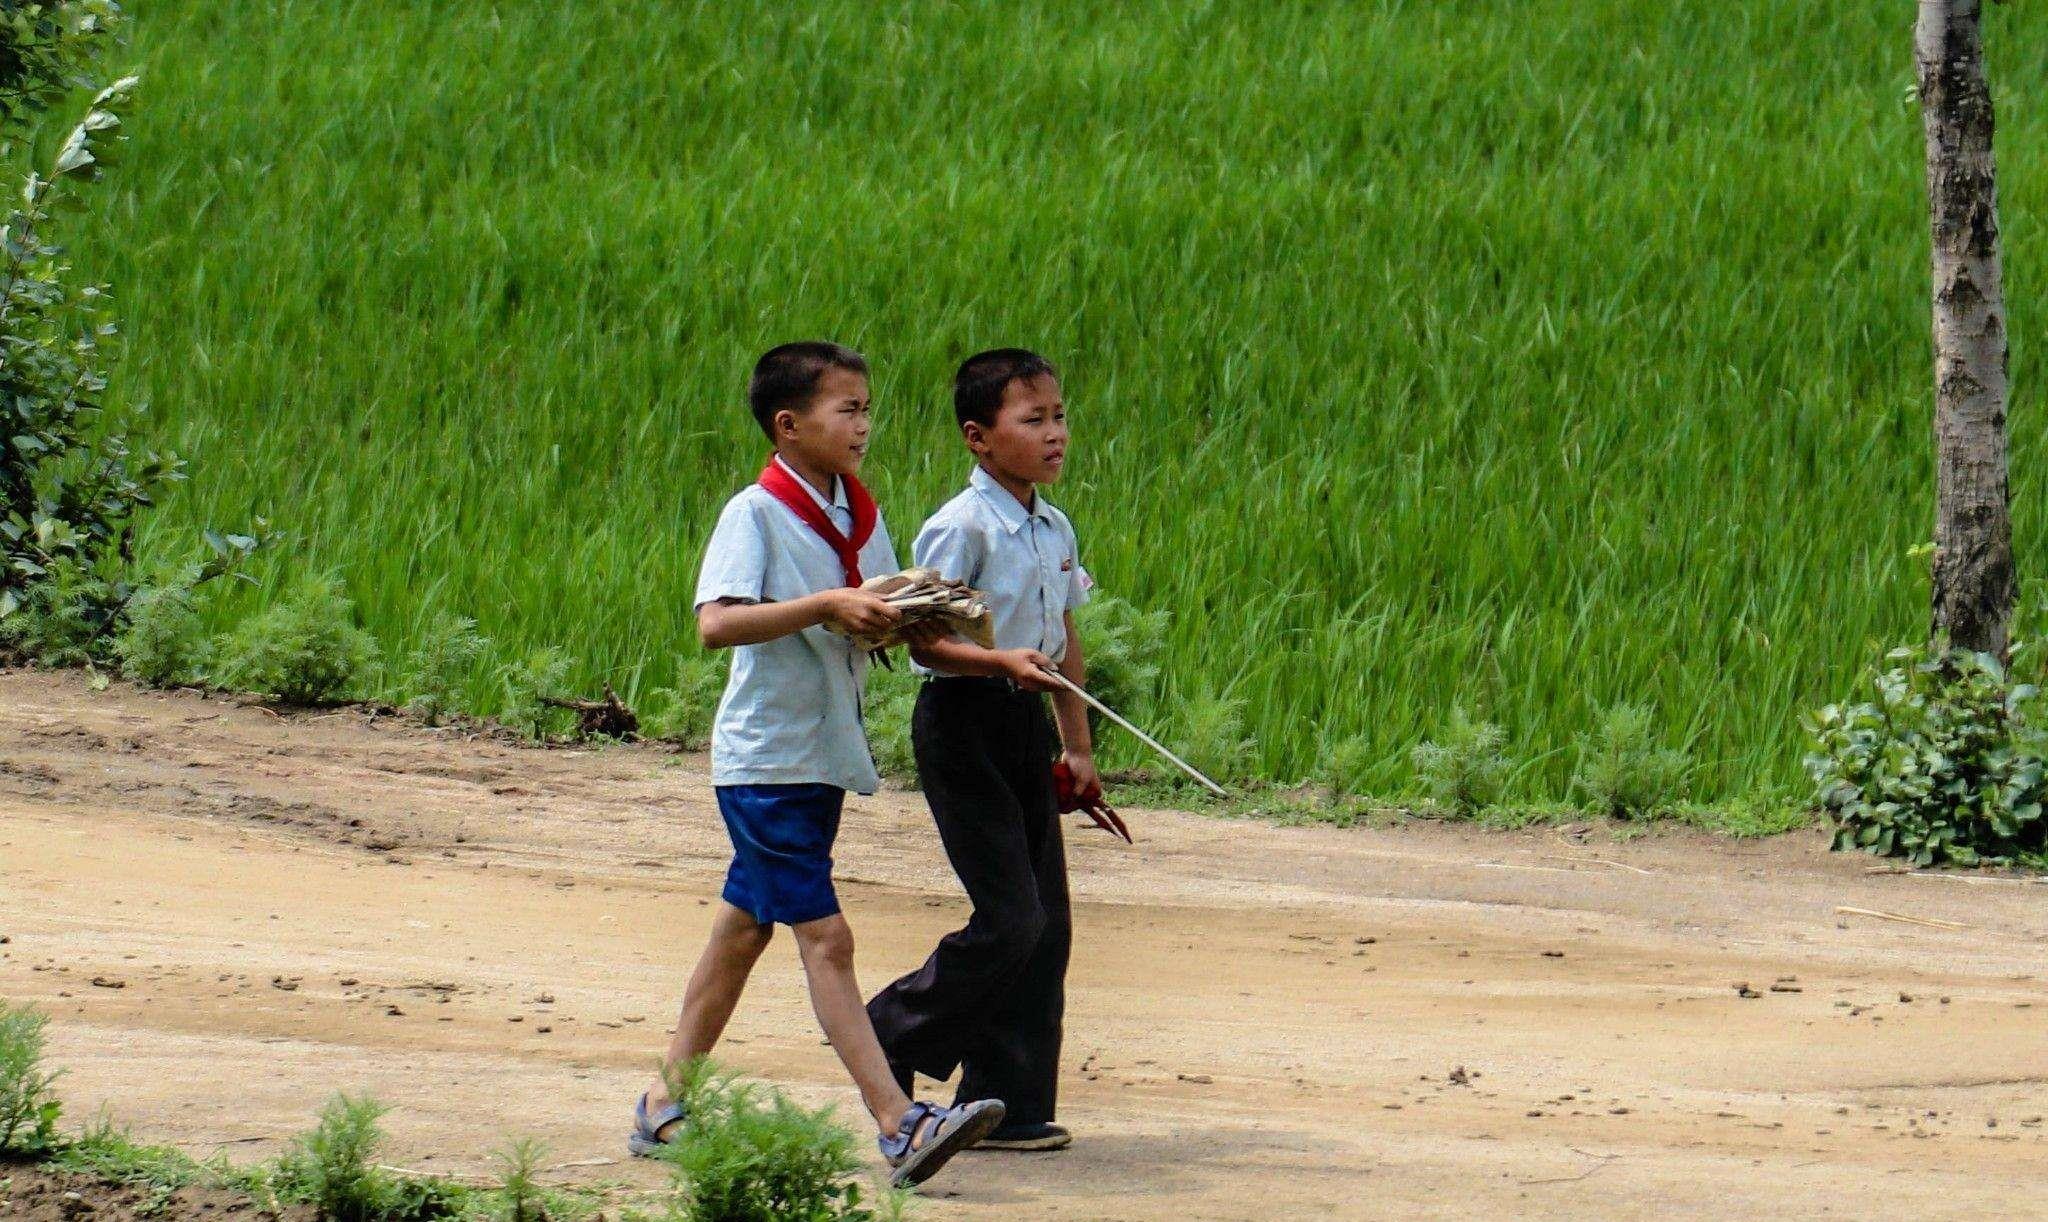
[0,1165,312,1222]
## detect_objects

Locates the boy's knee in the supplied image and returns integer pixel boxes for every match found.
[735,921,775,958]
[794,918,857,971]
[713,915,774,959]
[988,903,1049,969]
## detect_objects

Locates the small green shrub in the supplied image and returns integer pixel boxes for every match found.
[0,561,111,668]
[1572,703,1689,820]
[398,613,488,726]
[1074,597,1169,745]
[642,650,726,749]
[1411,707,1509,816]
[659,1057,909,1222]
[0,1002,63,1157]
[494,1137,548,1222]
[115,580,209,688]
[271,1093,388,1221]
[1320,732,1378,802]
[1169,683,1253,788]
[270,1093,464,1222]
[213,572,377,704]
[1805,642,2047,867]
[498,646,577,741]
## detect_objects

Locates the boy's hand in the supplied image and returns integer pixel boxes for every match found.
[816,588,902,635]
[1060,750,1100,798]
[997,649,1061,691]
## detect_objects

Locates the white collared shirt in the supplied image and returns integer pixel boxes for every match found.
[693,456,899,794]
[912,464,1093,676]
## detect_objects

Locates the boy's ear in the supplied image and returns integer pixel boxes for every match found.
[773,407,799,441]
[960,420,989,454]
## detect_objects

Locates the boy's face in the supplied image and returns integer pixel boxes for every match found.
[966,373,1067,486]
[774,366,872,478]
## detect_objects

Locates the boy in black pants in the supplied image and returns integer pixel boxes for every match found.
[867,349,1096,1152]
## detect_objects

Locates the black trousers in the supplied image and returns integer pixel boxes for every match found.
[867,678,1071,1126]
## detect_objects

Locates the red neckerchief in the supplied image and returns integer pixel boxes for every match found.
[757,457,877,587]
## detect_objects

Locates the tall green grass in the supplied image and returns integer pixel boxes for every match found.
[71,0,2045,800]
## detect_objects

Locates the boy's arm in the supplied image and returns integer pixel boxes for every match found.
[901,516,1058,688]
[1050,610,1097,790]
[698,589,899,649]
[908,635,1061,690]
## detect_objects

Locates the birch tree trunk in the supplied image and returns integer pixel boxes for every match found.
[1917,0,2014,658]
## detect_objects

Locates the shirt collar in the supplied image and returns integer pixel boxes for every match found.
[774,454,849,513]
[969,464,1050,534]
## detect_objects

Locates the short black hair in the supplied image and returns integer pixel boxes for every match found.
[953,348,1058,429]
[748,341,869,439]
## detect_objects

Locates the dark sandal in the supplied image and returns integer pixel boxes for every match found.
[627,1092,688,1158]
[879,1098,1006,1188]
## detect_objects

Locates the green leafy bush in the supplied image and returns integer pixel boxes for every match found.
[1169,683,1253,787]
[0,1002,63,1157]
[115,579,208,687]
[0,560,108,667]
[643,650,727,750]
[1805,643,2047,867]
[1320,732,1378,802]
[494,1137,549,1222]
[659,1058,908,1222]
[271,1093,387,1220]
[270,1093,463,1221]
[397,613,488,726]
[1073,597,1168,743]
[213,572,377,704]
[1572,703,1689,820]
[498,645,576,741]
[0,12,178,632]
[1411,707,1510,816]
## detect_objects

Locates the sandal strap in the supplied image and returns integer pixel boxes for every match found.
[879,1101,941,1161]
[635,1093,688,1141]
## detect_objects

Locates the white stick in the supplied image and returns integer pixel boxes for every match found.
[1041,669,1228,798]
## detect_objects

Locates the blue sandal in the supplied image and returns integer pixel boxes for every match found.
[627,1092,688,1158]
[880,1098,1006,1188]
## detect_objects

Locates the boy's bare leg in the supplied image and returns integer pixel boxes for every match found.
[792,913,914,1137]
[645,901,775,1126]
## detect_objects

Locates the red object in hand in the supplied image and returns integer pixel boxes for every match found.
[1053,759,1132,844]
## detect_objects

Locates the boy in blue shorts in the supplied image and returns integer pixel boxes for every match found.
[630,341,1004,1188]
[867,348,1096,1153]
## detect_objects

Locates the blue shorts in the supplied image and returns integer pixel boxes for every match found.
[715,783,844,926]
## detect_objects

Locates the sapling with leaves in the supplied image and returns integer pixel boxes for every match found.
[0,3,273,655]
[1411,707,1510,816]
[398,611,489,725]
[0,1001,63,1157]
[1572,704,1690,820]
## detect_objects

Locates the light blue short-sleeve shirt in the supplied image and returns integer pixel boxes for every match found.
[694,457,899,794]
[912,465,1092,676]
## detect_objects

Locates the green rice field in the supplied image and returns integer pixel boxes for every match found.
[80,0,2046,800]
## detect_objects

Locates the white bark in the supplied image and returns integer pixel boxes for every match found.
[1918,0,2014,658]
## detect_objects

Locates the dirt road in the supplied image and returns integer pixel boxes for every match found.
[3,669,2045,1219]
